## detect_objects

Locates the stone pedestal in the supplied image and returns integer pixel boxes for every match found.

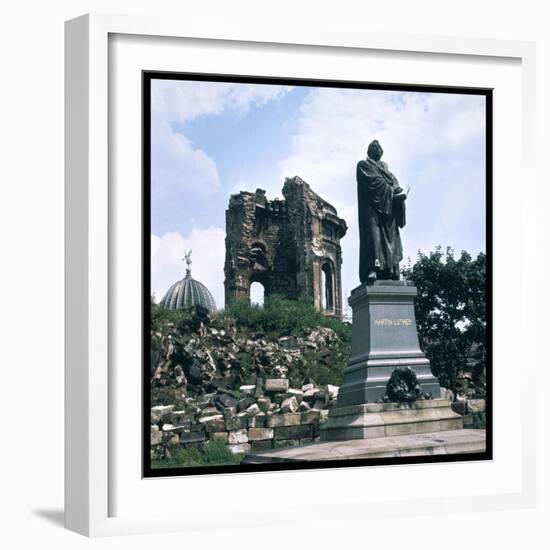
[336,281,441,408]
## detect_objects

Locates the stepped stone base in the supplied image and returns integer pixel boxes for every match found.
[320,398,463,441]
[241,429,485,463]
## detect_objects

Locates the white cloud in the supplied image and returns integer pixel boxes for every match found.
[151,227,226,309]
[152,118,220,196]
[152,80,292,123]
[151,80,293,199]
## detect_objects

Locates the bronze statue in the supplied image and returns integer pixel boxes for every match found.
[357,140,408,284]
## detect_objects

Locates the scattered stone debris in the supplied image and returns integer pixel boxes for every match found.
[151,307,342,460]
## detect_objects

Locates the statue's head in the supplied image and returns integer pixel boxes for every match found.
[367,140,383,161]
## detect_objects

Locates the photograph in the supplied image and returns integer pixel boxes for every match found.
[144,73,491,476]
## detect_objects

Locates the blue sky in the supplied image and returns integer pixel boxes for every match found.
[150,79,486,309]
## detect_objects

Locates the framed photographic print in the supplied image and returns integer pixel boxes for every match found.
[143,71,492,478]
[65,13,536,536]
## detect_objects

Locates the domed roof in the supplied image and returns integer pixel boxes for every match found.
[159,252,217,312]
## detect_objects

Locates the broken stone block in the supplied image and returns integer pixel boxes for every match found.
[248,414,266,428]
[280,396,299,413]
[246,403,261,416]
[228,429,248,444]
[300,410,320,424]
[239,385,256,395]
[274,425,311,440]
[180,430,206,444]
[250,440,273,452]
[228,443,251,455]
[265,378,289,392]
[248,427,274,441]
[151,405,175,424]
[237,397,256,412]
[225,416,248,431]
[151,425,162,445]
[312,400,325,410]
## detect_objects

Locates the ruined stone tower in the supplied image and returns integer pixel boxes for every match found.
[224,176,347,318]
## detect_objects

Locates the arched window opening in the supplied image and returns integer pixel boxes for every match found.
[250,281,265,307]
[321,263,334,311]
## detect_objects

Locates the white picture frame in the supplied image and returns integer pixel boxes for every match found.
[65,13,537,537]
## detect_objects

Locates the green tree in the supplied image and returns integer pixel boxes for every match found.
[402,247,486,397]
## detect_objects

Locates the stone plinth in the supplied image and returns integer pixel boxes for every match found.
[320,399,462,442]
[336,281,441,407]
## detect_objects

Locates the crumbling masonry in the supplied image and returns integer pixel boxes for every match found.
[224,176,348,319]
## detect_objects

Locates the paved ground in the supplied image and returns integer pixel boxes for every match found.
[242,429,486,463]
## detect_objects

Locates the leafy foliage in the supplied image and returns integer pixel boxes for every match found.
[402,246,487,397]
[150,297,193,333]
[152,438,243,469]
[221,295,351,341]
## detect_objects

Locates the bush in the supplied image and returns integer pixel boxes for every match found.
[152,438,243,469]
[220,295,351,341]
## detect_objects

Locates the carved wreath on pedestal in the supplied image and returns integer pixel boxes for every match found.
[386,366,421,403]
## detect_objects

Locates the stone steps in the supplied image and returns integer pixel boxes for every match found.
[241,429,486,463]
[320,398,463,441]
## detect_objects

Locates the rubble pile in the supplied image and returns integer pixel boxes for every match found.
[150,307,343,459]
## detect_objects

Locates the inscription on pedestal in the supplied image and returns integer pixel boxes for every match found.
[336,282,441,407]
[374,318,412,327]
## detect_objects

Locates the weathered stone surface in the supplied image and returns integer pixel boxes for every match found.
[248,415,266,428]
[265,378,289,393]
[225,416,248,431]
[280,396,299,413]
[228,429,249,444]
[248,427,274,441]
[468,399,486,413]
[216,394,238,409]
[302,383,314,392]
[239,385,256,395]
[274,425,312,440]
[198,414,224,424]
[246,403,261,416]
[171,411,192,429]
[266,412,301,428]
[162,431,179,445]
[151,405,174,424]
[300,410,321,424]
[151,426,162,445]
[236,397,255,412]
[180,430,206,444]
[228,443,251,454]
[243,429,486,463]
[250,440,273,452]
[287,388,304,402]
[223,179,347,319]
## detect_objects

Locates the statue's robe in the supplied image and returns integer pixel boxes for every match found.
[357,158,406,282]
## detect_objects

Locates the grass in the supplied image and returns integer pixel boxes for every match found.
[152,438,243,469]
